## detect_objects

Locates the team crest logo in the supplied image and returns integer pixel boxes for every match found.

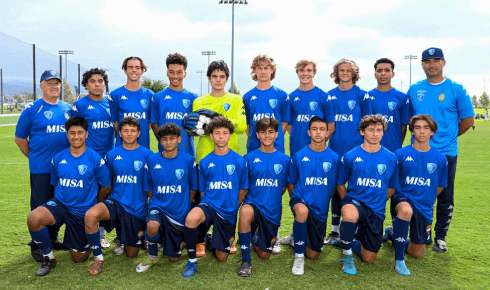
[438,93,445,102]
[175,169,184,180]
[377,164,386,175]
[44,111,53,120]
[150,210,159,215]
[347,100,356,110]
[309,101,318,111]
[140,99,149,109]
[134,161,143,171]
[78,165,88,175]
[388,102,397,111]
[417,91,426,101]
[274,164,283,174]
[50,70,56,76]
[269,99,278,109]
[223,103,231,112]
[427,163,437,174]
[429,49,435,55]
[47,201,57,206]
[182,99,190,108]
[323,162,332,172]
[226,165,235,175]
[64,113,70,120]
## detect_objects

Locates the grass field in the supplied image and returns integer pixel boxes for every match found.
[1,116,489,289]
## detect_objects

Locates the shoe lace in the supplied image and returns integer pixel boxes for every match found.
[183,261,200,274]
[338,257,356,268]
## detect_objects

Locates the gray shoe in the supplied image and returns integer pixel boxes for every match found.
[36,256,57,276]
[433,239,448,252]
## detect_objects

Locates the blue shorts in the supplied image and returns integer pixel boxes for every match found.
[147,208,185,258]
[290,197,326,253]
[342,196,383,253]
[391,195,431,245]
[244,203,279,253]
[42,198,88,252]
[100,198,146,247]
[197,204,236,253]
[30,174,54,210]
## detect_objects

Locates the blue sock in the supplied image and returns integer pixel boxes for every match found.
[30,227,52,256]
[86,231,103,257]
[238,232,252,261]
[351,240,364,262]
[293,220,306,255]
[184,227,198,260]
[339,221,356,252]
[145,231,160,257]
[393,217,410,261]
[405,238,410,253]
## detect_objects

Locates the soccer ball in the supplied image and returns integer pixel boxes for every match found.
[182,109,221,136]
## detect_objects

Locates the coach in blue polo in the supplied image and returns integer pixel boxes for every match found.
[407,47,474,253]
[15,70,72,259]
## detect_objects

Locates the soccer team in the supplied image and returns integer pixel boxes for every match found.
[14,46,475,278]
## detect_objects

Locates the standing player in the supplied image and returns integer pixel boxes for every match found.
[242,54,290,153]
[368,58,409,153]
[26,117,111,276]
[15,70,72,259]
[109,56,153,149]
[407,47,474,252]
[485,108,488,122]
[237,118,290,277]
[151,53,198,155]
[83,117,153,275]
[136,123,198,272]
[182,116,248,277]
[334,115,398,275]
[287,116,340,275]
[324,58,372,245]
[383,114,448,275]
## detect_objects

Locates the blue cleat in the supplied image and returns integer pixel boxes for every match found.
[331,238,341,247]
[340,254,357,275]
[182,260,200,277]
[382,226,393,243]
[394,260,411,276]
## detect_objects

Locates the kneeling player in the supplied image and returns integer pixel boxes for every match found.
[84,117,153,275]
[383,114,448,275]
[136,123,198,272]
[237,118,290,277]
[27,117,111,276]
[335,114,397,275]
[287,116,340,275]
[183,116,248,277]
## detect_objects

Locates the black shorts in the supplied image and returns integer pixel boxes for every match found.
[290,197,326,253]
[197,204,236,253]
[244,203,279,253]
[147,208,185,258]
[30,174,54,210]
[391,196,431,245]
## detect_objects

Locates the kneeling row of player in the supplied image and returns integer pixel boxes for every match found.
[27,113,447,278]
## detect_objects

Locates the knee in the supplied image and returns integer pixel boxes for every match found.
[215,251,229,262]
[84,211,99,226]
[293,204,309,222]
[27,210,43,230]
[146,222,159,237]
[397,205,413,220]
[362,253,377,264]
[341,206,358,222]
[169,257,179,262]
[125,246,139,258]
[306,252,320,260]
[185,212,200,228]
[70,249,90,263]
[256,248,271,260]
[239,205,254,223]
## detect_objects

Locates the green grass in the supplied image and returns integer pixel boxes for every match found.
[0,120,489,289]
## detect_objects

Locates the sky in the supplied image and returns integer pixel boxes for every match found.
[1,0,489,99]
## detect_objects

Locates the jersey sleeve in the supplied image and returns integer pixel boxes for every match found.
[109,93,119,122]
[337,155,352,185]
[401,95,410,126]
[198,163,206,193]
[15,108,32,139]
[143,159,153,192]
[388,157,399,189]
[360,92,373,116]
[242,94,251,126]
[287,156,299,185]
[71,102,81,118]
[439,155,449,188]
[95,154,111,188]
[50,157,58,186]
[280,91,290,124]
[104,154,114,180]
[238,157,249,190]
[322,93,335,123]
[407,87,415,117]
[150,94,159,124]
[230,96,247,134]
[456,85,475,120]
[189,159,198,191]
[284,156,291,185]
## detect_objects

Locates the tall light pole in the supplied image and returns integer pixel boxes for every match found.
[219,0,248,93]
[202,51,216,94]
[59,50,74,82]
[401,80,403,92]
[404,55,417,87]
[197,70,205,96]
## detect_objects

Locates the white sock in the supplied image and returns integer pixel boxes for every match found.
[94,254,104,261]
[332,225,340,233]
[44,251,55,260]
[99,227,106,236]
[277,228,280,240]
[343,249,352,256]
[295,253,304,258]
[188,258,197,263]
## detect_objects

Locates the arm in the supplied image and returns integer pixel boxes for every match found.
[238,189,248,206]
[281,122,288,134]
[326,122,335,141]
[200,191,204,198]
[151,123,159,140]
[282,186,287,195]
[458,116,474,136]
[147,190,153,199]
[336,184,347,199]
[190,190,197,203]
[97,185,112,202]
[14,137,29,157]
[437,187,443,196]
[286,124,291,135]
[288,184,295,197]
[387,188,396,200]
[114,121,119,138]
[401,125,407,145]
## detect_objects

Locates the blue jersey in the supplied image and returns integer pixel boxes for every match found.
[144,152,198,225]
[243,150,290,226]
[50,147,111,217]
[368,88,409,152]
[71,96,114,156]
[15,99,71,174]
[327,85,372,158]
[288,87,335,157]
[150,87,198,155]
[199,150,248,224]
[288,146,340,223]
[242,86,290,153]
[105,145,153,219]
[109,86,153,149]
[408,78,474,156]
[395,145,448,223]
[337,145,398,220]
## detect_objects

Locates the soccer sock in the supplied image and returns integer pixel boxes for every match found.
[86,232,103,259]
[293,220,306,256]
[393,217,410,261]
[404,239,410,253]
[331,225,340,234]
[339,221,356,256]
[99,226,106,236]
[238,232,252,261]
[351,240,363,262]
[30,227,53,258]
[185,227,198,261]
[145,231,160,257]
[331,191,342,227]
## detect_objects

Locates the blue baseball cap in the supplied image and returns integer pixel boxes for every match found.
[422,47,444,61]
[40,70,61,83]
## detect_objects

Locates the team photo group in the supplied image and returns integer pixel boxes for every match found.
[14,46,475,279]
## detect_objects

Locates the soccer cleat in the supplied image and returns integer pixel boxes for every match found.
[113,240,125,255]
[433,239,448,252]
[292,256,305,275]
[88,259,104,276]
[31,248,44,263]
[182,260,200,277]
[324,231,340,245]
[230,243,237,254]
[100,235,110,249]
[394,260,411,276]
[382,226,393,243]
[340,254,357,275]
[36,256,57,276]
[330,238,341,247]
[136,255,158,273]
[51,238,69,251]
[279,231,294,247]
[196,242,206,257]
[272,242,282,254]
[237,259,252,277]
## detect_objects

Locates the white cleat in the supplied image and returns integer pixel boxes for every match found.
[100,235,110,249]
[272,242,282,254]
[279,231,294,246]
[292,256,305,275]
